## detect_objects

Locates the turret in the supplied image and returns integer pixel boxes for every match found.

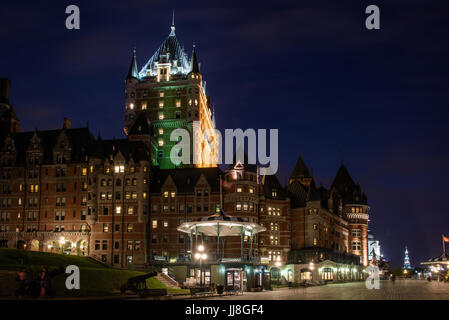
[0,78,20,136]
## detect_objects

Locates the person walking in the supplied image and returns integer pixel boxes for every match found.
[16,267,29,299]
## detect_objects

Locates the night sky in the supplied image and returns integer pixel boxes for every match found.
[1,0,448,268]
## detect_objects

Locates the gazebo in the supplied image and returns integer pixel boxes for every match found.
[177,210,266,262]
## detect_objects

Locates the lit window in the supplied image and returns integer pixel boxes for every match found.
[152,220,157,229]
[158,113,164,120]
[159,91,164,97]
[313,238,317,246]
[143,192,147,199]
[116,206,121,214]
[164,191,169,198]
[129,103,134,110]
[82,168,87,176]
[128,207,134,215]
[170,191,176,198]
[163,221,168,228]
[249,187,255,194]
[194,99,198,106]
[176,100,181,107]
[141,103,147,110]
[189,99,192,106]
[236,202,242,211]
[159,101,164,108]
[158,140,164,146]
[158,128,164,135]
[236,186,242,193]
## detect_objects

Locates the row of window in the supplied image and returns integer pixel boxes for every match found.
[102,223,134,233]
[94,240,141,251]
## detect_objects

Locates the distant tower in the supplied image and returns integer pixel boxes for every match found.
[123,16,217,169]
[403,246,412,269]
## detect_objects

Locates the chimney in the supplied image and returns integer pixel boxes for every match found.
[0,78,11,105]
[63,117,71,130]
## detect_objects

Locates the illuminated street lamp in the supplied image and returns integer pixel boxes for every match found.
[194,245,207,287]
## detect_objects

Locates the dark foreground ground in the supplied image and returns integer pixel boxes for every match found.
[208,280,449,300]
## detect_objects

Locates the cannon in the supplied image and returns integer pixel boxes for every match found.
[120,272,167,298]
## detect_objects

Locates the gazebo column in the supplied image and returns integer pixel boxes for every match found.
[249,230,254,263]
[240,227,244,262]
[189,230,193,260]
[217,223,221,261]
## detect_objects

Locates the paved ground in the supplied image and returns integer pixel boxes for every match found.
[208,280,449,300]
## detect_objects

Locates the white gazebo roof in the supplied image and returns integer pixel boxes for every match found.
[177,210,266,237]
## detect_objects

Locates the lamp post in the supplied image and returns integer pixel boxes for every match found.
[194,245,207,287]
[309,262,315,282]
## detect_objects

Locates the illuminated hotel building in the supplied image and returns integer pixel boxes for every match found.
[0,19,372,289]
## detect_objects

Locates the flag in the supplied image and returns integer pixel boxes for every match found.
[443,235,449,242]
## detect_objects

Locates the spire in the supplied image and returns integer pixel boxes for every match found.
[170,10,176,36]
[191,43,200,73]
[290,154,312,181]
[126,47,139,80]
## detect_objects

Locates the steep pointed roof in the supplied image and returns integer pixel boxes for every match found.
[290,154,312,179]
[139,20,190,77]
[128,112,151,135]
[191,44,200,73]
[287,180,308,208]
[331,164,355,191]
[126,48,139,80]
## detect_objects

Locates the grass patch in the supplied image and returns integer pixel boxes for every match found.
[0,248,189,297]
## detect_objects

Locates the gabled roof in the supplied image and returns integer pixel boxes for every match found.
[226,151,257,173]
[94,138,149,163]
[150,167,222,194]
[3,127,95,164]
[290,154,312,179]
[261,174,288,200]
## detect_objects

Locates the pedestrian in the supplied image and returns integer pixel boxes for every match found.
[39,267,51,297]
[16,267,29,299]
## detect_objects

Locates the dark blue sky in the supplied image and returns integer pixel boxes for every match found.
[1,0,448,268]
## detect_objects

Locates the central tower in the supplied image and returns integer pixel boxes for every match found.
[124,18,217,169]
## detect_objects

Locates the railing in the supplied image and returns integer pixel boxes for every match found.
[150,255,263,265]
